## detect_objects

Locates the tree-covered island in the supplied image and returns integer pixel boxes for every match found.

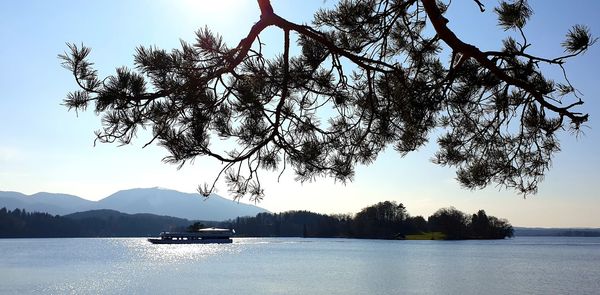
[228,201,513,240]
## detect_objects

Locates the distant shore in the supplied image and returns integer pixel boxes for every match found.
[4,205,598,239]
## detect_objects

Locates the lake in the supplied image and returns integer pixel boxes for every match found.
[1,237,599,294]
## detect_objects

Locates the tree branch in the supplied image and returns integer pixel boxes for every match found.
[421,0,588,126]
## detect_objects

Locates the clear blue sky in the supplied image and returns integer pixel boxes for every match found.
[1,0,599,227]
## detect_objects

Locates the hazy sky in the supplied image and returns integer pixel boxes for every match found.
[1,0,599,227]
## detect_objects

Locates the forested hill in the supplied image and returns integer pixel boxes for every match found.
[1,201,514,240]
[0,208,197,238]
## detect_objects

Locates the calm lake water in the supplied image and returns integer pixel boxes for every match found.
[1,237,599,294]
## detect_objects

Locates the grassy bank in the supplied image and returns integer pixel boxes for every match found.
[405,232,446,240]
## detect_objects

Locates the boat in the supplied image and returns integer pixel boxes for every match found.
[147,227,235,244]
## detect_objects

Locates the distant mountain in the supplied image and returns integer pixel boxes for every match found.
[95,187,267,221]
[0,187,268,221]
[0,191,94,215]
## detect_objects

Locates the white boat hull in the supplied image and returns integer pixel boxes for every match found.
[147,238,232,244]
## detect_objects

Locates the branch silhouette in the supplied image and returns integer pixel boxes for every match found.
[61,0,593,199]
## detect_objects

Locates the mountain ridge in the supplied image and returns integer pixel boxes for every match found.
[0,187,268,221]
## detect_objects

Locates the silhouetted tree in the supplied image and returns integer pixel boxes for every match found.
[487,216,514,238]
[428,207,469,239]
[428,207,513,239]
[60,0,594,200]
[353,201,410,238]
[405,215,428,233]
[470,210,491,238]
[468,210,514,239]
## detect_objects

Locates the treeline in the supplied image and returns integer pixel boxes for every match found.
[0,208,190,238]
[223,201,513,240]
[0,208,79,238]
[428,207,513,239]
[0,202,513,240]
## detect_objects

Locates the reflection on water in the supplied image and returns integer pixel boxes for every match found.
[125,238,240,264]
[1,237,599,294]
